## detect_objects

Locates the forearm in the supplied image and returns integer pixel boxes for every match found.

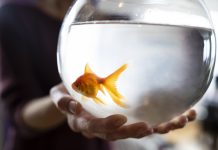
[21,96,66,131]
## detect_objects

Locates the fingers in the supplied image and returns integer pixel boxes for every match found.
[153,122,173,134]
[165,115,188,131]
[184,109,197,121]
[50,83,82,115]
[70,114,127,133]
[154,115,188,134]
[57,98,82,115]
[154,109,197,134]
[86,115,127,133]
[67,113,153,141]
[50,83,70,106]
[101,122,153,141]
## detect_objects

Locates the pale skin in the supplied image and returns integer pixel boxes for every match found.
[21,0,197,140]
[50,83,196,140]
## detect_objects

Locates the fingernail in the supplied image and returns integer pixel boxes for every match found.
[68,101,78,114]
[115,119,125,126]
[115,117,127,126]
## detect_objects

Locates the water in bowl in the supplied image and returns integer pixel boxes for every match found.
[58,22,215,126]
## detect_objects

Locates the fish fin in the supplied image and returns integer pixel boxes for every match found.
[99,85,106,95]
[103,64,127,99]
[105,87,128,108]
[81,96,88,101]
[93,97,105,104]
[84,63,94,74]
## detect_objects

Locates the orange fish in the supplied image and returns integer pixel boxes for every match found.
[71,63,128,107]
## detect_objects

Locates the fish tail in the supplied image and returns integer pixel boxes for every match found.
[106,88,128,108]
[103,64,128,107]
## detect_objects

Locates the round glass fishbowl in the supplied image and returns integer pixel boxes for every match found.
[57,0,216,126]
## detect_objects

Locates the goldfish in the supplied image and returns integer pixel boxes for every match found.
[71,63,128,107]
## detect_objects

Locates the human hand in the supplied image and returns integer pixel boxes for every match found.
[50,83,196,140]
[50,83,153,140]
[153,109,196,134]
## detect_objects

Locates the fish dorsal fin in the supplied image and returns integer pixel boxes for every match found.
[103,64,128,106]
[84,63,94,74]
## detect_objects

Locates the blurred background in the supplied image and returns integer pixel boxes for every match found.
[112,0,218,149]
[0,0,218,150]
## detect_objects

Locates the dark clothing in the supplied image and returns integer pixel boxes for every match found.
[0,3,110,150]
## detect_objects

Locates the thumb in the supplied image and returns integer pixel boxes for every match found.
[50,83,82,114]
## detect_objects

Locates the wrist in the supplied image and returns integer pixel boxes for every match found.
[22,96,66,131]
